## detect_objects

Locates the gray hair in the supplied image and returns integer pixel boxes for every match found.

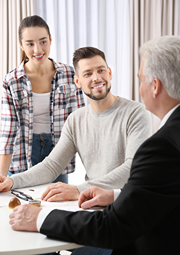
[140,36,180,100]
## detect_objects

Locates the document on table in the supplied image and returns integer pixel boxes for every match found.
[40,200,103,212]
[0,183,104,211]
[0,184,73,207]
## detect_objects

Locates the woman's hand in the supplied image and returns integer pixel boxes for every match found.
[0,175,13,192]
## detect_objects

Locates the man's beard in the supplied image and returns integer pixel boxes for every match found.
[84,85,111,101]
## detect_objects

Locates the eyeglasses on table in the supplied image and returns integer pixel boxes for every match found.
[11,189,33,201]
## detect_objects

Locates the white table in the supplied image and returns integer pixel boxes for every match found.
[0,184,83,255]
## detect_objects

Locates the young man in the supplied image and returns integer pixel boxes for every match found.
[0,47,151,201]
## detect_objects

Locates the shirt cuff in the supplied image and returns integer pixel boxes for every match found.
[36,208,56,232]
[114,189,121,201]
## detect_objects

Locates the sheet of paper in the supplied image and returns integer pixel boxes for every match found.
[0,184,73,207]
[40,200,104,212]
[52,206,103,212]
[0,184,104,211]
[15,183,50,200]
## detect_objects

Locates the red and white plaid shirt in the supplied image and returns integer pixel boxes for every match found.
[0,59,85,174]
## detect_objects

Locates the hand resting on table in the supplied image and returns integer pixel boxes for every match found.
[41,182,80,201]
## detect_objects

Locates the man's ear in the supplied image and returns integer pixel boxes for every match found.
[74,75,81,89]
[152,78,162,98]
[108,67,112,80]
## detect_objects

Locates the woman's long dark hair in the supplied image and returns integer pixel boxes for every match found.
[18,15,50,63]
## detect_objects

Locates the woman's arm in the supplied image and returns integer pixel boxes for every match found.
[0,154,12,176]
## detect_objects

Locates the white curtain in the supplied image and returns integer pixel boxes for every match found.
[35,0,131,105]
[130,0,179,133]
[0,0,35,84]
[130,0,179,103]
[0,0,35,126]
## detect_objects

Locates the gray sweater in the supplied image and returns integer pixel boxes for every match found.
[11,97,152,192]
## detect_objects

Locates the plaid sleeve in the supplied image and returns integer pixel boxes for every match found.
[66,65,85,110]
[0,79,18,154]
[61,63,85,109]
[57,64,85,174]
[75,87,85,108]
[61,85,84,174]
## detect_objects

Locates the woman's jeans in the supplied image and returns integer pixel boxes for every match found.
[8,134,68,183]
[31,133,68,183]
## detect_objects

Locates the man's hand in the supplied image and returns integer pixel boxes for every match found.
[78,186,114,209]
[0,175,13,192]
[9,204,41,232]
[41,182,80,201]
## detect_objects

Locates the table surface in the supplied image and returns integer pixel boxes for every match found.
[0,184,83,255]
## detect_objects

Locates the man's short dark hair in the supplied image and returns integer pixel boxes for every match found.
[73,47,108,73]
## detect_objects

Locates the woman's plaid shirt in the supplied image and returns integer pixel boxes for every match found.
[0,59,85,174]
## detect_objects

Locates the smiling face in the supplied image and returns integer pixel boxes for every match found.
[74,55,112,101]
[19,26,51,65]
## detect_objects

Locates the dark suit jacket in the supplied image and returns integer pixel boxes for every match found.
[40,106,180,255]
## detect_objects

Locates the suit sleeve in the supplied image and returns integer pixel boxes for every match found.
[40,135,180,249]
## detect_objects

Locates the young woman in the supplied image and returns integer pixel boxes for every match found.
[0,15,85,183]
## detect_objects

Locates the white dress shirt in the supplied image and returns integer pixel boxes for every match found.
[158,104,180,129]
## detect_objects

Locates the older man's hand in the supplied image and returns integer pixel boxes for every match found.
[9,204,42,232]
[41,182,80,202]
[78,186,114,209]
